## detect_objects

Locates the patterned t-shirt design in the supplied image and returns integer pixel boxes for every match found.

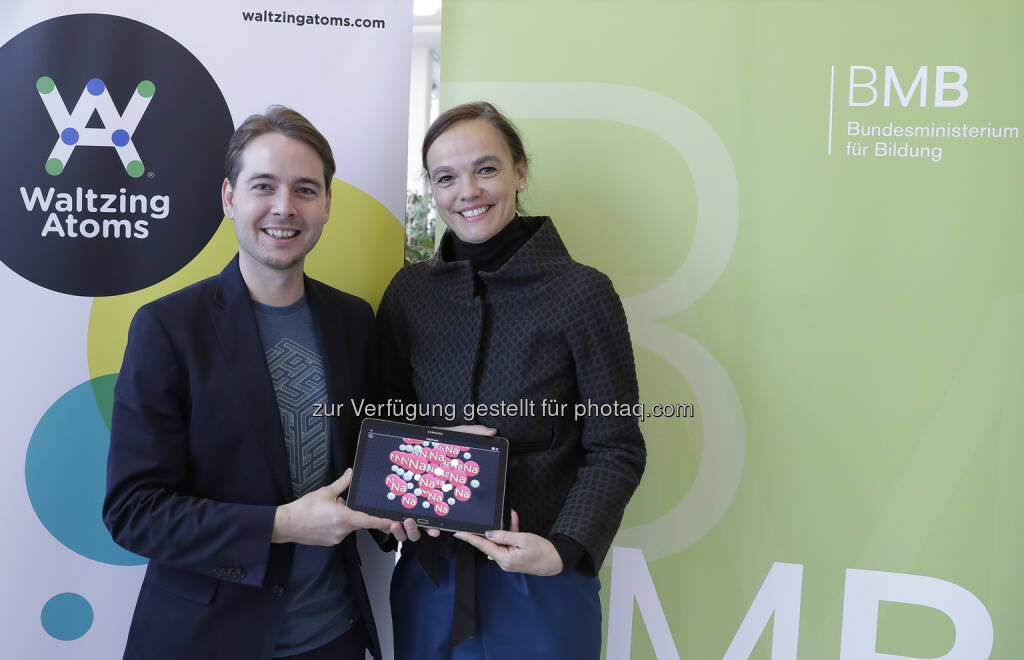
[264,337,329,497]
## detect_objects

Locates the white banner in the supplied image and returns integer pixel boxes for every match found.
[0,1,411,656]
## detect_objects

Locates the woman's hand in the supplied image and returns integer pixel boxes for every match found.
[442,424,496,436]
[453,510,564,576]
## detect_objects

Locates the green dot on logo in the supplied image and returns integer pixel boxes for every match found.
[137,80,155,98]
[45,158,63,176]
[36,76,55,94]
[126,160,145,178]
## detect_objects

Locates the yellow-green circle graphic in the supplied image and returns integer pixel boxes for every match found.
[88,179,402,381]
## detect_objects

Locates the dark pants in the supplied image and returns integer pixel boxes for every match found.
[392,542,602,660]
[278,623,369,660]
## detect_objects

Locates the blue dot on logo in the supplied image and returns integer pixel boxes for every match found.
[111,129,130,147]
[86,77,105,95]
[61,127,79,145]
[25,375,146,566]
[41,593,93,641]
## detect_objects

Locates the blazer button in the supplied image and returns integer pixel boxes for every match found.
[271,584,286,596]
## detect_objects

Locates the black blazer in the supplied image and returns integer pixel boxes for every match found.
[377,218,645,575]
[103,256,382,660]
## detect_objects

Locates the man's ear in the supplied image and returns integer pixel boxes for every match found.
[324,184,332,220]
[221,178,234,219]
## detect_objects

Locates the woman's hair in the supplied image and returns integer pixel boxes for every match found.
[421,101,529,213]
[421,101,530,177]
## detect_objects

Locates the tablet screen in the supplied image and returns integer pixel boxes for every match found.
[348,418,508,533]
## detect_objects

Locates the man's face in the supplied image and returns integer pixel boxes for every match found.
[221,132,330,278]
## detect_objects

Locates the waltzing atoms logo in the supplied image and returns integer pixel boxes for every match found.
[37,76,154,178]
[0,14,233,297]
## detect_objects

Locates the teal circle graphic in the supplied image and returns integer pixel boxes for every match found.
[25,375,146,565]
[41,592,93,640]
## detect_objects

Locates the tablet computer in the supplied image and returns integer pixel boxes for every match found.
[347,418,509,534]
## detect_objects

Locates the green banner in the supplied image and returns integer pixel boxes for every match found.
[441,1,1022,658]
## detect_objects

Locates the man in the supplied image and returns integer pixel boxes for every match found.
[104,106,398,659]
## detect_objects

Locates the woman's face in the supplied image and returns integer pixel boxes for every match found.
[426,118,527,244]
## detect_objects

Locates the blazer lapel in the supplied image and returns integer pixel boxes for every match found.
[212,257,293,502]
[307,279,355,480]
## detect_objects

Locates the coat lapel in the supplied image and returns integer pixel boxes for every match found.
[212,256,293,502]
[307,279,355,481]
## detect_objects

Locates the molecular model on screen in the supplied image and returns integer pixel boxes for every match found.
[385,438,481,516]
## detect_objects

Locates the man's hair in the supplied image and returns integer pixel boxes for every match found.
[224,105,336,189]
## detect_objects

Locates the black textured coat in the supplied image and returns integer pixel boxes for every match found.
[377,217,646,572]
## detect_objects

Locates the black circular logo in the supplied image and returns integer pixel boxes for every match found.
[0,14,233,296]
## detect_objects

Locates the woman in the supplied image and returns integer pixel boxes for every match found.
[378,102,645,659]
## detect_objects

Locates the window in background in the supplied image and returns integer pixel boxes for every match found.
[406,0,441,263]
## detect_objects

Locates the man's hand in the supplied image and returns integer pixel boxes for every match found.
[453,510,563,576]
[272,468,394,545]
[388,517,442,543]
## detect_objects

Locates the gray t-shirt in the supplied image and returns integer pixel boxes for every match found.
[254,296,359,656]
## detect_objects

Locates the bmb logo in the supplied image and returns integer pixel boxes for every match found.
[0,14,233,297]
[37,76,155,178]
